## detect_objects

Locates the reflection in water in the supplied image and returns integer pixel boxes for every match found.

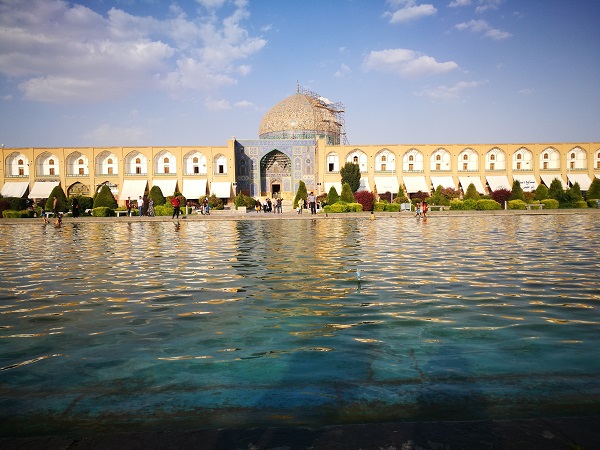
[0,215,599,436]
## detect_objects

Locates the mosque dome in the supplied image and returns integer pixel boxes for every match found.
[258,92,342,144]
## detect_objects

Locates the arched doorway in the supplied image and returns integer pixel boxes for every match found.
[260,150,291,197]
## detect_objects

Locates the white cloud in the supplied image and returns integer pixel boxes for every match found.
[518,88,534,95]
[455,19,511,40]
[84,123,149,146]
[0,0,266,104]
[363,48,458,78]
[475,0,504,13]
[448,0,471,7]
[334,64,351,78]
[417,80,484,100]
[234,100,254,108]
[206,98,231,110]
[2,94,13,101]
[384,1,437,24]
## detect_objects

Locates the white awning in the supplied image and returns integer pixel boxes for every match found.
[1,181,29,198]
[182,179,207,200]
[28,181,59,199]
[458,176,485,194]
[152,179,177,197]
[568,174,593,190]
[324,182,342,195]
[513,174,537,192]
[374,176,400,194]
[119,179,147,201]
[430,176,456,190]
[210,181,231,198]
[486,175,511,192]
[403,176,429,194]
[540,174,568,189]
[358,178,371,192]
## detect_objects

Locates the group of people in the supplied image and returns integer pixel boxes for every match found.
[256,197,282,213]
[297,192,318,214]
[125,196,156,217]
[415,201,428,219]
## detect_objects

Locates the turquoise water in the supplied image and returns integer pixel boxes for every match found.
[0,215,599,436]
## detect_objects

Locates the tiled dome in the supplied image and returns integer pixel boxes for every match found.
[259,93,340,141]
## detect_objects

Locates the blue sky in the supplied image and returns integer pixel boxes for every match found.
[1,0,599,148]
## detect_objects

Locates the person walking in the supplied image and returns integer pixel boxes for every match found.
[138,196,144,217]
[72,197,80,218]
[422,201,428,219]
[171,195,181,219]
[126,197,132,216]
[147,198,155,216]
[308,191,316,214]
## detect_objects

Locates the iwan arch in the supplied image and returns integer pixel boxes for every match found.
[1,87,599,202]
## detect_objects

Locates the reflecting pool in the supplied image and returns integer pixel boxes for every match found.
[1,215,599,436]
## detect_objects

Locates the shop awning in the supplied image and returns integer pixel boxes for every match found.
[210,181,231,198]
[324,182,342,195]
[358,178,371,192]
[28,181,59,199]
[540,174,568,190]
[374,176,399,194]
[1,181,29,198]
[119,180,147,201]
[182,179,207,200]
[458,176,485,194]
[403,176,429,194]
[430,176,456,190]
[486,175,511,192]
[513,174,537,192]
[567,173,593,190]
[152,179,177,197]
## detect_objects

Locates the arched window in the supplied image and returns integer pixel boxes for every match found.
[135,158,141,164]
[436,155,441,161]
[49,159,55,165]
[353,156,358,163]
[544,154,549,159]
[409,155,414,162]
[18,159,23,165]
[517,154,522,160]
[490,154,495,161]
[326,153,339,172]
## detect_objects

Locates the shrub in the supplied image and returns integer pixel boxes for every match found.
[207,194,223,210]
[508,199,527,210]
[293,180,308,208]
[2,210,35,218]
[384,203,400,212]
[575,201,588,208]
[4,197,28,211]
[93,185,118,209]
[587,199,599,208]
[411,191,429,203]
[476,199,501,210]
[354,190,375,211]
[449,200,464,210]
[510,180,525,201]
[149,185,166,206]
[547,178,564,200]
[329,202,350,213]
[373,202,386,212]
[393,185,409,204]
[587,177,600,200]
[75,196,93,213]
[463,198,477,210]
[153,205,173,216]
[234,192,255,209]
[348,202,363,212]
[326,186,339,205]
[491,188,511,206]
[541,199,559,209]
[569,182,583,202]
[339,183,355,203]
[92,207,113,217]
[45,185,69,212]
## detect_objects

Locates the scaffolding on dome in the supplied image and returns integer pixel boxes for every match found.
[297,84,348,145]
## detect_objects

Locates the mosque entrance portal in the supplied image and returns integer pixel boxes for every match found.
[260,150,291,197]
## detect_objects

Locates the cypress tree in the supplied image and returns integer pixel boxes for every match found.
[547,178,564,200]
[326,185,339,205]
[45,185,69,212]
[464,183,480,200]
[340,162,361,193]
[93,184,118,209]
[340,182,355,203]
[533,184,548,201]
[293,180,308,208]
[587,177,600,200]
[510,179,525,201]
[149,185,166,205]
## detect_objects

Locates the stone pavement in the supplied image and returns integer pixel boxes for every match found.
[1,416,599,449]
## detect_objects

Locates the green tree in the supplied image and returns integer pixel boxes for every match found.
[339,182,355,203]
[587,177,600,200]
[533,184,548,201]
[93,184,118,209]
[510,179,525,201]
[464,183,480,201]
[326,185,339,205]
[149,185,166,205]
[395,185,409,203]
[569,182,583,202]
[547,178,564,200]
[293,180,308,208]
[340,162,361,193]
[45,185,69,212]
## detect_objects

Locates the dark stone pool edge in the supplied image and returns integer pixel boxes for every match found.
[1,416,598,449]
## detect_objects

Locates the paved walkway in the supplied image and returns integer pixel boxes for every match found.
[1,416,599,449]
